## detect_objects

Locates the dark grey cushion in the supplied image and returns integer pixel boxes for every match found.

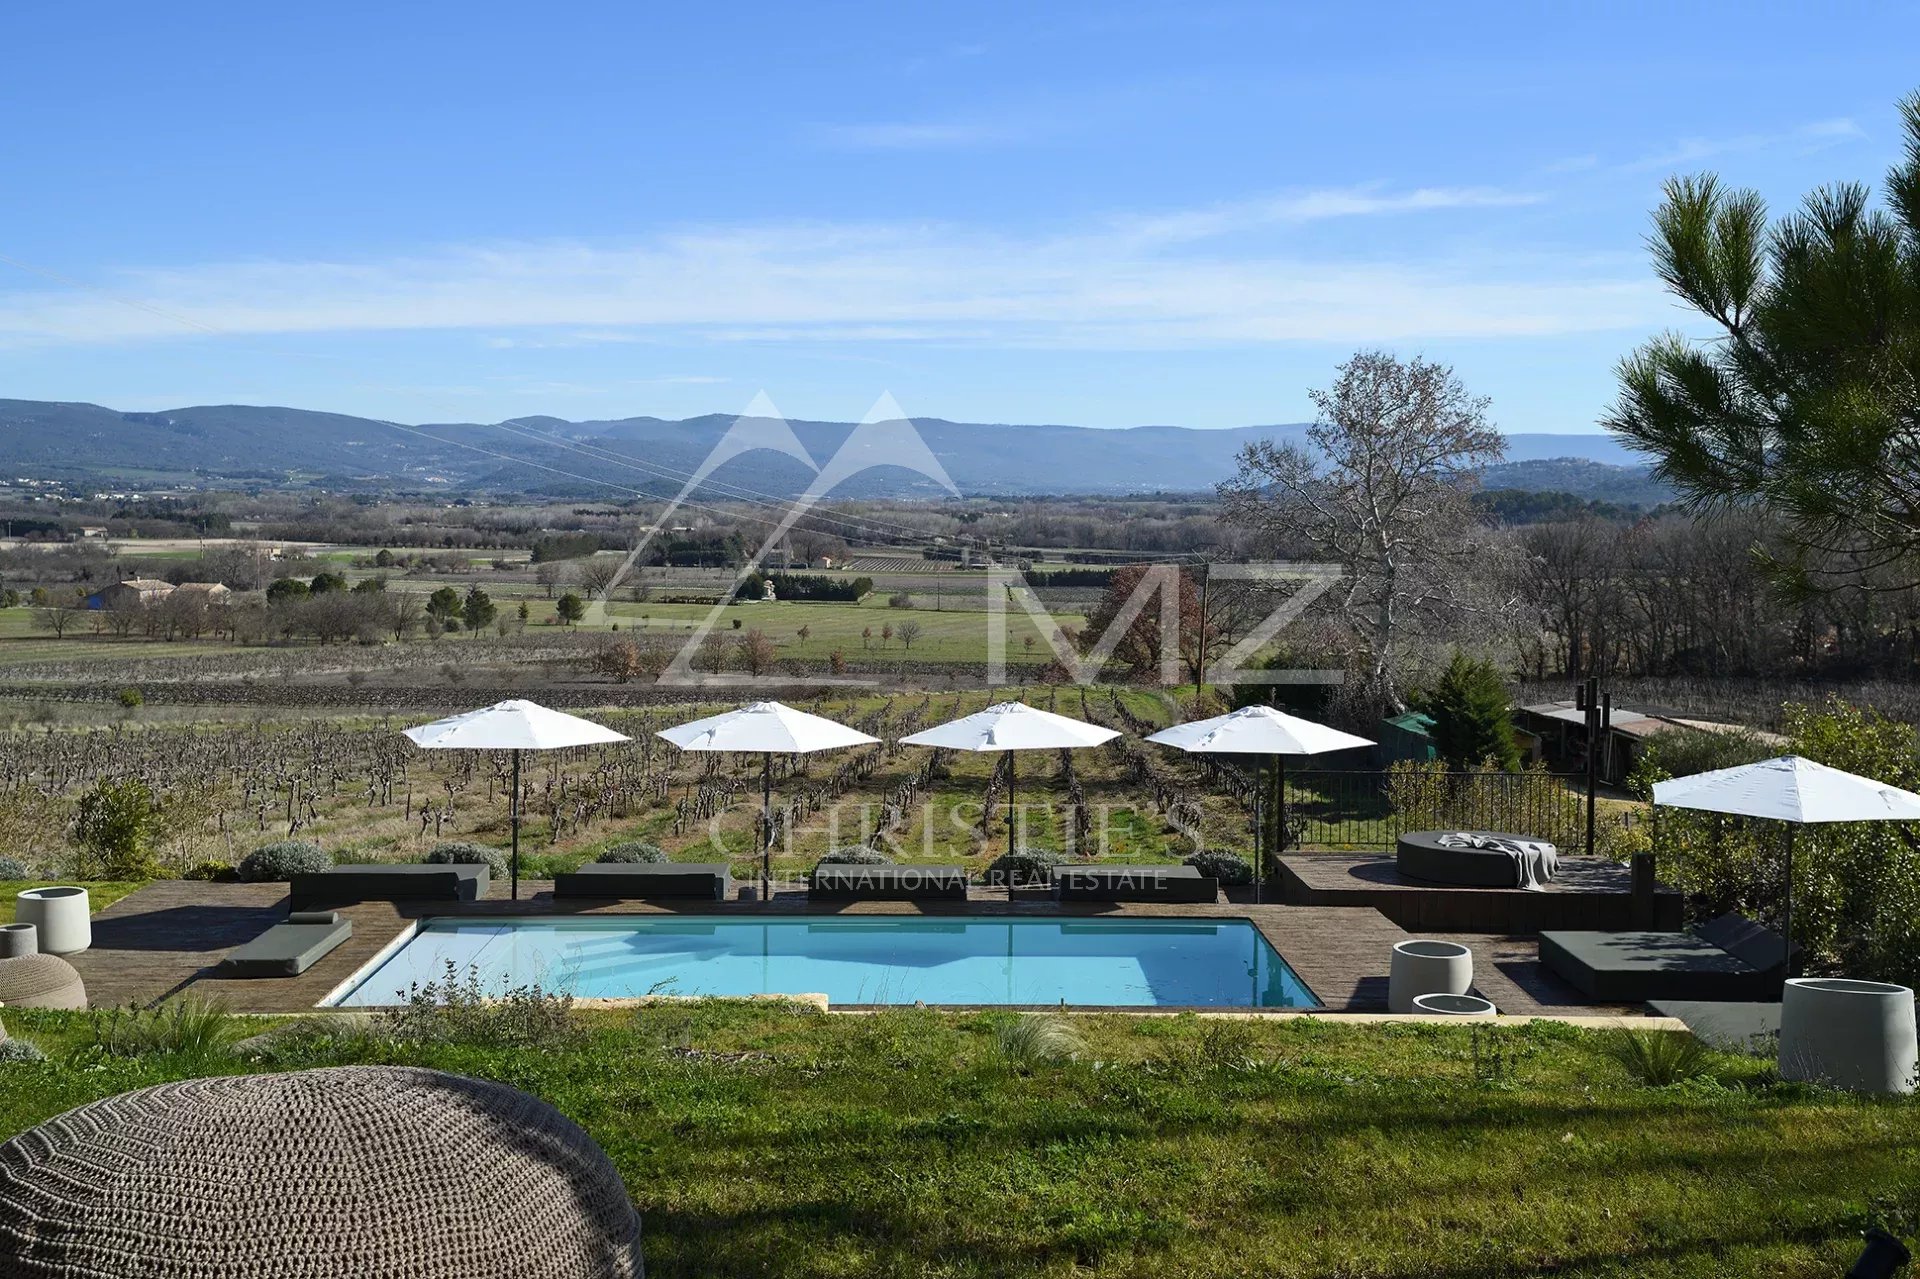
[555,863,731,900]
[1055,864,1218,903]
[290,864,488,909]
[217,917,354,978]
[1539,928,1771,1001]
[1694,912,1793,974]
[808,865,968,900]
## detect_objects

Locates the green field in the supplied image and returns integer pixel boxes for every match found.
[0,1005,1912,1277]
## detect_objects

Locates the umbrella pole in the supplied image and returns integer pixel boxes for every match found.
[762,753,773,901]
[510,749,521,902]
[1007,752,1017,857]
[1784,824,1796,981]
[1252,759,1264,906]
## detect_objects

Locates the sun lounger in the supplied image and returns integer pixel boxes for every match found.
[1539,912,1791,1001]
[554,863,732,900]
[289,864,489,910]
[808,865,968,901]
[1054,864,1219,904]
[216,911,353,978]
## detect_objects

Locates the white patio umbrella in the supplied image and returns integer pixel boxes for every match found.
[1147,704,1373,900]
[1653,755,1920,975]
[656,701,879,898]
[403,699,630,900]
[898,701,1120,857]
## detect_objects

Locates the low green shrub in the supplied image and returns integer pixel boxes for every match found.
[984,849,1063,886]
[0,856,32,880]
[425,840,509,877]
[598,839,668,864]
[237,840,331,882]
[1185,851,1253,885]
[184,859,236,882]
[378,960,579,1049]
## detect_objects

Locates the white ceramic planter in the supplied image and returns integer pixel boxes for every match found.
[1412,992,1497,1017]
[15,886,90,956]
[1778,977,1918,1096]
[1388,939,1473,1014]
[0,922,36,959]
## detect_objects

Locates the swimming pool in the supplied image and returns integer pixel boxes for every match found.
[326,916,1319,1009]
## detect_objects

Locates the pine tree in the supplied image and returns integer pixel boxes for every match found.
[1428,651,1521,771]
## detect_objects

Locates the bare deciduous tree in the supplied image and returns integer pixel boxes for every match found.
[577,556,622,600]
[1218,350,1504,708]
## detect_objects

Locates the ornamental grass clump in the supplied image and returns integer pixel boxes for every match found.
[85,997,240,1060]
[1606,1028,1712,1086]
[994,1012,1085,1070]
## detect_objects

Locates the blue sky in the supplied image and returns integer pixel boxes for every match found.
[1,1,1916,434]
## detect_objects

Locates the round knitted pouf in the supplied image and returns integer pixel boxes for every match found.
[0,953,86,1010]
[0,1066,645,1279]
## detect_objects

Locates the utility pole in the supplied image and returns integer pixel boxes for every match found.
[1576,676,1611,857]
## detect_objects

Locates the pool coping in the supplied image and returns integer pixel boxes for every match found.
[318,910,1326,1011]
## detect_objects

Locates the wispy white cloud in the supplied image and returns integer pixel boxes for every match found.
[1621,116,1865,172]
[811,119,1035,150]
[0,185,1665,352]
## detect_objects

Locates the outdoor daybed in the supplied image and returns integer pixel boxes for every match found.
[1054,864,1219,904]
[289,864,489,910]
[554,862,732,901]
[1539,912,1791,1001]
[1397,831,1558,889]
[809,865,969,901]
[215,911,353,978]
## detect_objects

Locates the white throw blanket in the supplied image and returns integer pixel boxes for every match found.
[1436,831,1559,890]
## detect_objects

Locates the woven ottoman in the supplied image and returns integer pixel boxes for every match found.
[0,1066,644,1278]
[0,954,86,1011]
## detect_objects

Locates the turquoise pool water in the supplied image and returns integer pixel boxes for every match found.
[328,916,1319,1009]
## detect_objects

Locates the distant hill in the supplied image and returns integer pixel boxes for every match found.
[0,398,1651,500]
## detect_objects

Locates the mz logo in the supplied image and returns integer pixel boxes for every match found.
[591,393,1341,689]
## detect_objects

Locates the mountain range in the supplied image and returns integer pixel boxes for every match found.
[0,399,1661,502]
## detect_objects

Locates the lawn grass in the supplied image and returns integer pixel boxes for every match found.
[0,1005,1913,1277]
[0,881,144,924]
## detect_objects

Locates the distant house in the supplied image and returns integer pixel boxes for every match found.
[1513,700,1784,787]
[87,579,174,610]
[172,582,232,603]
[76,526,109,540]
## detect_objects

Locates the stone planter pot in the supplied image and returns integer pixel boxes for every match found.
[1779,977,1918,1095]
[15,886,90,956]
[0,922,36,959]
[1412,992,1497,1017]
[1388,939,1472,1014]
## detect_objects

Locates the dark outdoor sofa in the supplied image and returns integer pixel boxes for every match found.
[215,911,353,978]
[808,865,969,901]
[1396,831,1552,887]
[554,862,732,901]
[1540,912,1792,1001]
[289,864,489,910]
[1054,864,1219,904]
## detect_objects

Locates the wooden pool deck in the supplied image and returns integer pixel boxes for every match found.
[62,878,1633,1018]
